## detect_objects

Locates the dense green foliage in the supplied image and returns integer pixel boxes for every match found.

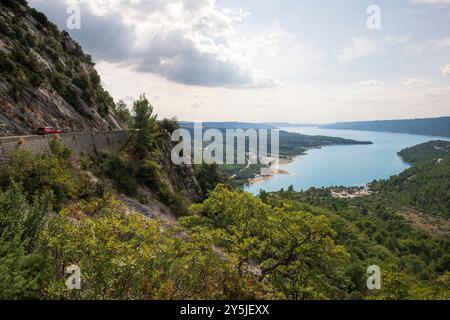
[0,179,257,299]
[398,140,450,164]
[183,185,350,299]
[322,117,450,138]
[371,158,450,217]
[0,147,97,206]
[0,122,448,300]
[41,195,259,300]
[81,97,191,215]
[115,100,133,129]
[133,95,159,156]
[87,152,139,197]
[0,142,449,299]
[371,141,450,217]
[259,186,450,299]
[159,117,181,134]
[194,163,231,197]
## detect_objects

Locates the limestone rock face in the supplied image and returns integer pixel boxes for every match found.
[157,132,203,202]
[0,0,122,136]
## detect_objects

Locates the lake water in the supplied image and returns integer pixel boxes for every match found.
[244,127,450,194]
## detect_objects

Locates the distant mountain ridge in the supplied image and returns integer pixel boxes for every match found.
[179,121,277,129]
[321,117,450,137]
[260,122,317,128]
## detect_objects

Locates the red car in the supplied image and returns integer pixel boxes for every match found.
[37,126,62,135]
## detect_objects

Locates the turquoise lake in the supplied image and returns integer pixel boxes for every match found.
[244,127,450,194]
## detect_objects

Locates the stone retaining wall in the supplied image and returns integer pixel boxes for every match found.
[0,130,135,162]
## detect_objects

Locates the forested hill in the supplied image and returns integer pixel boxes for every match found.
[321,117,450,137]
[398,140,450,164]
[179,121,277,129]
[181,122,372,157]
[371,141,450,217]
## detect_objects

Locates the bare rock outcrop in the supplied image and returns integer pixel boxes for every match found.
[0,0,122,136]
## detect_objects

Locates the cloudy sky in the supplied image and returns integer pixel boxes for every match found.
[29,0,450,123]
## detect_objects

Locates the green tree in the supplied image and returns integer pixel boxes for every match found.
[159,117,180,134]
[0,183,51,299]
[0,237,48,300]
[132,94,159,156]
[195,163,230,199]
[0,150,92,206]
[115,100,132,128]
[41,194,258,299]
[182,185,350,299]
[376,268,412,300]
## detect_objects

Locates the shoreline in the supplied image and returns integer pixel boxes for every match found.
[248,156,297,186]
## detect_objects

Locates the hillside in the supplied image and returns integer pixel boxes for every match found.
[259,176,450,300]
[321,117,450,137]
[179,121,277,130]
[398,140,450,164]
[181,122,372,157]
[370,141,450,217]
[0,0,122,136]
[0,0,448,302]
[2,137,449,300]
[278,130,372,156]
[180,122,372,183]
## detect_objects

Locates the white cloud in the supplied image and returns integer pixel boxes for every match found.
[384,33,414,46]
[28,0,450,122]
[411,0,450,4]
[431,37,450,47]
[352,80,383,88]
[29,0,272,88]
[442,64,450,77]
[338,38,381,64]
[400,78,431,86]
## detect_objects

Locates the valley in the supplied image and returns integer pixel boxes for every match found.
[0,0,449,302]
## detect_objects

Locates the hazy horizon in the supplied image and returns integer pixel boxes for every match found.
[29,0,450,123]
[179,115,450,125]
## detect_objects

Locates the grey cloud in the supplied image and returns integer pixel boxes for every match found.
[28,0,256,87]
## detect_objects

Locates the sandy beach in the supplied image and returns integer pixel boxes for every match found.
[248,157,295,186]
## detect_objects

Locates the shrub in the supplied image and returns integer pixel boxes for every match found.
[91,153,138,197]
[40,194,253,299]
[29,8,50,28]
[0,182,52,300]
[89,72,101,86]
[73,72,90,91]
[0,51,17,75]
[0,0,27,12]
[159,117,180,134]
[49,139,72,160]
[115,100,133,128]
[0,236,49,299]
[0,150,93,206]
[138,159,189,216]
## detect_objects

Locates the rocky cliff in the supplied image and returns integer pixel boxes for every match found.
[0,0,122,136]
[157,132,203,202]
